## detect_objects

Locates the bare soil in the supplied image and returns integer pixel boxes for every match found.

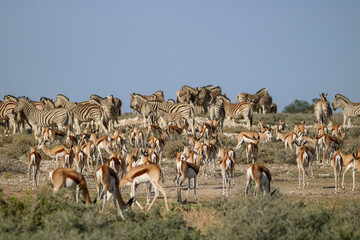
[1,116,360,206]
[2,156,360,206]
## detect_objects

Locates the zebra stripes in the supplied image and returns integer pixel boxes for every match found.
[332,94,360,127]
[14,97,73,137]
[90,94,122,131]
[54,94,108,134]
[314,93,332,126]
[0,100,17,134]
[132,94,195,134]
[72,102,108,134]
[223,97,253,129]
[209,96,226,132]
[54,94,78,109]
[236,88,268,104]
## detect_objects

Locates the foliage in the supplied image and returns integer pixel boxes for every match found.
[2,188,360,239]
[283,98,318,114]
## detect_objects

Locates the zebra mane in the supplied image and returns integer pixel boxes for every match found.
[210,86,222,91]
[18,96,31,102]
[90,94,104,104]
[40,96,53,102]
[256,88,268,94]
[154,90,164,95]
[217,95,231,103]
[4,94,18,101]
[56,94,70,102]
[203,85,214,90]
[182,85,196,92]
[90,94,104,100]
[335,94,350,103]
[40,97,55,108]
[132,93,148,102]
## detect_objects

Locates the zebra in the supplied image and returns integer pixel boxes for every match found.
[132,94,195,134]
[209,96,226,133]
[130,92,163,118]
[3,95,31,133]
[39,97,55,110]
[258,95,273,114]
[222,96,253,129]
[332,94,360,127]
[236,88,270,112]
[14,97,73,137]
[314,93,332,126]
[90,94,121,131]
[72,102,109,134]
[54,94,84,109]
[54,94,108,134]
[0,100,17,134]
[157,109,185,128]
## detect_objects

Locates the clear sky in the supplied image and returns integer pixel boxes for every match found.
[0,1,359,112]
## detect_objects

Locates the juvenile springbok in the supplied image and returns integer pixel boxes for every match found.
[294,140,311,189]
[220,149,235,197]
[74,145,86,174]
[62,145,74,168]
[176,151,201,203]
[245,136,260,164]
[28,146,42,188]
[245,163,271,196]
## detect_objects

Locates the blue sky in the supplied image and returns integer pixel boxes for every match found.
[0,1,359,112]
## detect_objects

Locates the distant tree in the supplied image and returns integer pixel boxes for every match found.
[283,99,318,113]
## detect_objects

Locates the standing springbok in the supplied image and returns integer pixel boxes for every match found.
[119,163,169,211]
[332,150,360,193]
[245,136,260,164]
[176,151,201,203]
[245,163,271,196]
[28,146,41,188]
[220,149,235,197]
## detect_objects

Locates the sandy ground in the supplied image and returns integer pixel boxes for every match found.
[1,156,360,206]
[1,116,360,205]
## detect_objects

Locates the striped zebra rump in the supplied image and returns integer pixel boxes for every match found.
[209,101,225,132]
[36,108,72,129]
[147,100,195,134]
[14,98,72,136]
[314,101,332,126]
[0,100,17,133]
[224,102,252,129]
[72,103,108,133]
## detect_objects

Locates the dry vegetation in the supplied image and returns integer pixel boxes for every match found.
[1,113,360,239]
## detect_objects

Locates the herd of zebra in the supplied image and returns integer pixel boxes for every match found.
[2,88,360,215]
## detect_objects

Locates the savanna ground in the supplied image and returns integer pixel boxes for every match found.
[1,112,360,239]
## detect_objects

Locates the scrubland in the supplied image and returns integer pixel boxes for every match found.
[1,113,360,239]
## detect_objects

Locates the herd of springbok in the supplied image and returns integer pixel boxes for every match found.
[21,92,360,219]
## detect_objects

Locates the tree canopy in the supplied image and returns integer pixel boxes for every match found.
[283,98,319,113]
